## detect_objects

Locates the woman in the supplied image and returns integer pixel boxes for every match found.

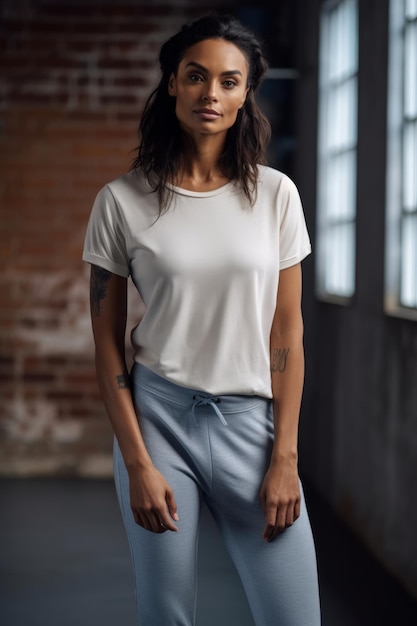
[83,14,321,626]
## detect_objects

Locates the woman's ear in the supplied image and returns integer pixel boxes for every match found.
[168,73,177,96]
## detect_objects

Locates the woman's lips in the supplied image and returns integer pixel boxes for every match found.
[194,108,222,120]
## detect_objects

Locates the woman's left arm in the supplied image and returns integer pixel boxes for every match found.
[260,262,304,542]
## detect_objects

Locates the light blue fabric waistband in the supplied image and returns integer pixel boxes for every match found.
[131,363,267,426]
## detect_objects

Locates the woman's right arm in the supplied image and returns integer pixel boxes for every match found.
[89,264,179,532]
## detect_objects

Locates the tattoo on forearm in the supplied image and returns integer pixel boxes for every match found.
[90,266,112,316]
[116,374,130,389]
[271,348,290,373]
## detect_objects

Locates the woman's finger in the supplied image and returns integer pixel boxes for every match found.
[166,487,179,522]
[158,508,178,532]
[275,502,288,534]
[149,511,166,533]
[294,498,301,521]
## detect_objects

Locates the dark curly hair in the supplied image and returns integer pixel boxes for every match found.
[131,14,271,212]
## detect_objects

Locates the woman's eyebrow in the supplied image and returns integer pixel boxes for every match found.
[185,61,243,77]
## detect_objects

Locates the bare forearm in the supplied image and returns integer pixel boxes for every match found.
[270,325,304,464]
[94,346,153,473]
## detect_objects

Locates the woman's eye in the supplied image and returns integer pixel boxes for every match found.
[223,80,236,88]
[189,74,203,82]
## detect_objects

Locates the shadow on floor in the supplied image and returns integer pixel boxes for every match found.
[0,478,416,625]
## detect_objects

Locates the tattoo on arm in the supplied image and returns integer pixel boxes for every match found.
[271,348,290,373]
[90,266,112,316]
[116,374,130,389]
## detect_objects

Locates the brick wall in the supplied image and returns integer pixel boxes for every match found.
[0,0,234,476]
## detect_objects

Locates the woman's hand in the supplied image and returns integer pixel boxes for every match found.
[259,458,300,542]
[128,464,179,533]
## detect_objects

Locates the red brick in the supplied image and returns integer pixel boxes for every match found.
[0,0,237,477]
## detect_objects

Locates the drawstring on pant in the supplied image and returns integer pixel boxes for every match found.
[191,394,228,426]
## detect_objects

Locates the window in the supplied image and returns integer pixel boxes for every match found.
[316,0,358,301]
[386,0,417,318]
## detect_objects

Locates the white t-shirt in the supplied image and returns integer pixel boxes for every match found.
[83,165,311,398]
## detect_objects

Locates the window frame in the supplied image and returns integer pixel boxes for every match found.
[316,0,359,304]
[385,0,417,320]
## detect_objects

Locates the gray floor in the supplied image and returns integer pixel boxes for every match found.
[0,479,416,625]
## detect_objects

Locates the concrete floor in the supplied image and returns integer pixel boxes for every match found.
[0,478,416,626]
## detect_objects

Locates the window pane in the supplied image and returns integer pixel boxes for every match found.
[325,151,356,220]
[327,0,358,80]
[401,213,417,306]
[405,0,417,20]
[403,120,417,211]
[324,222,355,297]
[325,79,356,151]
[342,0,358,76]
[326,86,343,150]
[328,5,342,81]
[341,77,357,147]
[404,21,417,118]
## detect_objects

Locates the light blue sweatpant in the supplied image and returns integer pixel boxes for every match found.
[114,363,321,626]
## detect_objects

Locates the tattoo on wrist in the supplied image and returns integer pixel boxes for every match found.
[90,266,112,316]
[116,374,130,389]
[271,348,290,373]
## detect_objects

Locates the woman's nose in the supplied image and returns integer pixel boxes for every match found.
[202,81,218,102]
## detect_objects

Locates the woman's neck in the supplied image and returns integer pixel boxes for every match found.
[175,133,229,192]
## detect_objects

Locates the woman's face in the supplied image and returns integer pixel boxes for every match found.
[168,38,249,140]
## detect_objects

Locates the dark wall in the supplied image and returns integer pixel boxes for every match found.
[295,0,417,598]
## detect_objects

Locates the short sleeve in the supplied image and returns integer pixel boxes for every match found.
[279,176,312,270]
[82,185,130,277]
